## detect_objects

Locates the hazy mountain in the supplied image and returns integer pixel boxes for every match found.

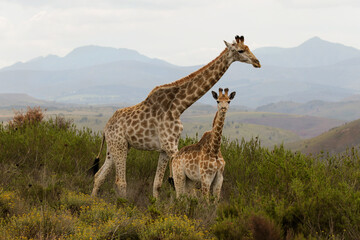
[1,46,171,71]
[254,36,360,68]
[0,37,359,107]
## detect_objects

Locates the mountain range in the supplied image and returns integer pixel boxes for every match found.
[1,37,360,107]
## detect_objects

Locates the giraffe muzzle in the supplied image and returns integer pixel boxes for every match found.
[252,59,261,68]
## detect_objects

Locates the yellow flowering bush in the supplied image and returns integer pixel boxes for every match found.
[60,191,95,215]
[141,214,214,240]
[2,207,75,239]
[0,189,18,218]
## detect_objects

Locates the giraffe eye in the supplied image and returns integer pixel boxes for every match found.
[227,101,230,104]
[238,50,245,54]
[217,101,219,103]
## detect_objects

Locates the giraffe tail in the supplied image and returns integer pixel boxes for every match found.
[168,177,175,189]
[90,133,105,175]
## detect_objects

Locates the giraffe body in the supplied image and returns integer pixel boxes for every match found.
[172,88,236,202]
[91,36,260,199]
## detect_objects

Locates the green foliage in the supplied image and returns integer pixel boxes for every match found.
[0,115,102,205]
[218,138,360,239]
[1,113,360,239]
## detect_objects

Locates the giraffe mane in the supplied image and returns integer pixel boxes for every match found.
[146,48,228,98]
[212,111,218,127]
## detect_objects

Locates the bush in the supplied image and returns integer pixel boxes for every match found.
[141,214,211,240]
[8,106,45,129]
[1,207,75,239]
[0,189,24,219]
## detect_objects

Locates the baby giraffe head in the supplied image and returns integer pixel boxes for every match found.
[211,88,236,114]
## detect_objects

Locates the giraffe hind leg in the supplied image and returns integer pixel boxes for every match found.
[91,150,114,197]
[112,141,129,198]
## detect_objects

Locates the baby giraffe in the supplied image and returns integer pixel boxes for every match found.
[172,88,236,202]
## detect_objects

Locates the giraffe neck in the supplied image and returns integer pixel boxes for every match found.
[210,111,226,157]
[175,49,233,114]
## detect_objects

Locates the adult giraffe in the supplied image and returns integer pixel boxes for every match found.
[91,35,261,198]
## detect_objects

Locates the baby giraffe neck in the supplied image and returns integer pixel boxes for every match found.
[210,111,226,157]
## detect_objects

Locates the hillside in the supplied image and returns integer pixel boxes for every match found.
[1,37,360,107]
[286,118,360,155]
[257,99,360,121]
[0,93,48,107]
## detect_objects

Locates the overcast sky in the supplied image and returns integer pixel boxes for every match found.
[0,0,359,68]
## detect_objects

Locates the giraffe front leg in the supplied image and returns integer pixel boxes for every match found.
[91,149,114,197]
[153,152,170,199]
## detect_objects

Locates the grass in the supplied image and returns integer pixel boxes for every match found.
[1,107,360,239]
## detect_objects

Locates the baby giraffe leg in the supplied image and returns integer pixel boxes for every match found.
[172,164,186,198]
[212,171,224,202]
[201,176,213,203]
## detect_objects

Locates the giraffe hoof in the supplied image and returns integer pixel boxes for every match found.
[168,177,175,189]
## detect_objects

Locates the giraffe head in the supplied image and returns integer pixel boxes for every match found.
[211,88,236,113]
[224,35,261,68]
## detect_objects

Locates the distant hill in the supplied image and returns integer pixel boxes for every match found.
[1,37,360,107]
[0,93,48,107]
[256,99,360,121]
[286,119,360,155]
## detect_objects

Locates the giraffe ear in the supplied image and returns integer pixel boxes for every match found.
[212,91,218,100]
[224,40,232,49]
[239,35,244,43]
[229,91,236,100]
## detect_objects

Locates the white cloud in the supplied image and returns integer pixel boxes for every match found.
[278,0,360,8]
[29,10,48,22]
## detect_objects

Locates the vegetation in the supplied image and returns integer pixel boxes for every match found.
[1,107,360,239]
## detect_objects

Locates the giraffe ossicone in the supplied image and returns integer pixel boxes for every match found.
[171,88,236,202]
[91,35,260,199]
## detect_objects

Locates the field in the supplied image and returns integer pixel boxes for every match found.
[1,108,360,239]
[0,104,344,148]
